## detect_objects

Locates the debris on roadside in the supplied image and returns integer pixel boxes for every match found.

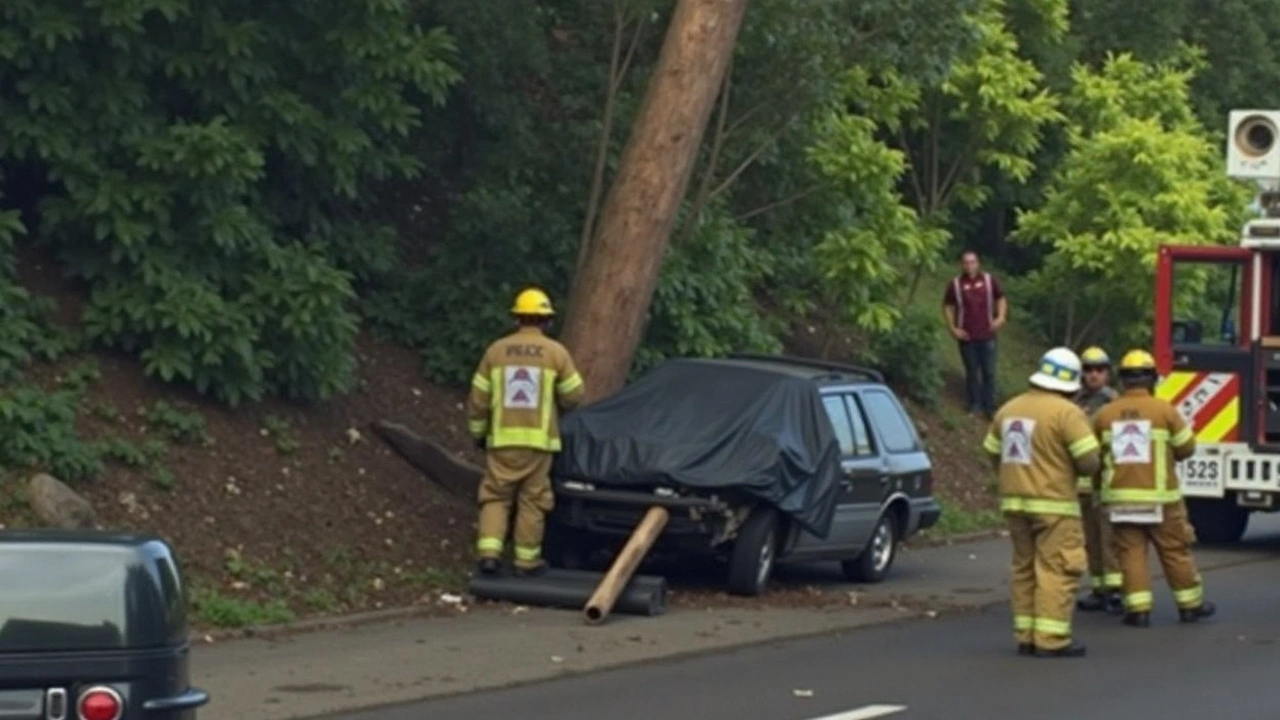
[792,689,814,698]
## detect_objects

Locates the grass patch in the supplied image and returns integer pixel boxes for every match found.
[190,589,296,628]
[925,497,1004,537]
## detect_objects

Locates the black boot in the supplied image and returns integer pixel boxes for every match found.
[1076,592,1109,612]
[514,563,547,578]
[1017,643,1035,656]
[1179,601,1217,623]
[477,558,501,576]
[1104,592,1125,615]
[1122,611,1151,628]
[1036,641,1087,658]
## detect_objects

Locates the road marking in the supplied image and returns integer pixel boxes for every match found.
[805,704,908,720]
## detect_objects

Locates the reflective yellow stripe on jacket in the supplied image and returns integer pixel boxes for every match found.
[1100,427,1180,504]
[489,367,562,451]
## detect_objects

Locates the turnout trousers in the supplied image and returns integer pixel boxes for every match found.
[1079,493,1121,593]
[1111,500,1205,612]
[1006,511,1086,650]
[475,447,555,570]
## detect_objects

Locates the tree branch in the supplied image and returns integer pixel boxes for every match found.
[706,111,801,201]
[575,1,645,278]
[733,183,826,223]
[674,56,734,246]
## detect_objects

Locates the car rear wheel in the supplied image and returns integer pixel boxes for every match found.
[841,511,898,583]
[727,507,779,596]
[544,524,592,570]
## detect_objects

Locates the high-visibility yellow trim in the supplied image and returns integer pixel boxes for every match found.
[1076,476,1093,492]
[982,433,1000,454]
[477,537,504,557]
[1103,572,1122,588]
[1000,496,1081,516]
[1068,435,1099,457]
[1173,585,1204,608]
[1033,617,1070,635]
[1013,615,1033,630]
[1155,371,1197,402]
[1197,398,1238,443]
[1171,425,1195,446]
[513,545,541,561]
[557,372,583,394]
[489,367,561,451]
[472,373,492,393]
[468,419,488,436]
[1124,590,1153,611]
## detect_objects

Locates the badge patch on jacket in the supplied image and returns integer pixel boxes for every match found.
[503,366,542,409]
[1110,419,1152,464]
[1001,417,1035,465]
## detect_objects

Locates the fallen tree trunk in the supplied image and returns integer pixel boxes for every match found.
[368,420,483,500]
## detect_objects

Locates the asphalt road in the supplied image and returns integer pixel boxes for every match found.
[315,517,1280,720]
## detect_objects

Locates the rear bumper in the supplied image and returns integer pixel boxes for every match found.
[912,497,942,534]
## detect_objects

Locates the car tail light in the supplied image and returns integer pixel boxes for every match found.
[77,686,123,720]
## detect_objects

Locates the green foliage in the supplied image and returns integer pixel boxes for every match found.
[1012,53,1253,347]
[191,588,295,629]
[633,207,783,373]
[142,400,208,444]
[807,69,948,332]
[864,308,945,407]
[0,366,104,482]
[0,0,460,405]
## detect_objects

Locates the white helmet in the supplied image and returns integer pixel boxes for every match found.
[1029,346,1083,393]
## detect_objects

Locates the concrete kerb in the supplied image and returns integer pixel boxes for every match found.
[191,530,1007,644]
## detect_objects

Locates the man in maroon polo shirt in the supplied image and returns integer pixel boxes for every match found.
[942,250,1008,419]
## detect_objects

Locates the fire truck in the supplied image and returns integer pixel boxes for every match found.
[1153,109,1280,543]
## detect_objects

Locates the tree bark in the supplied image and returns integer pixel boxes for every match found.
[561,0,750,403]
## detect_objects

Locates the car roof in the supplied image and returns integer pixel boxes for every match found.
[689,354,885,386]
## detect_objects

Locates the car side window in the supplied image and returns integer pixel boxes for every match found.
[822,394,856,457]
[844,394,875,456]
[862,390,919,453]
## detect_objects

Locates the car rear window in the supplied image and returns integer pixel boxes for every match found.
[822,395,856,456]
[0,546,132,653]
[862,390,920,453]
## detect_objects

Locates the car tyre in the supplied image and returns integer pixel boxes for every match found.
[1186,498,1249,545]
[841,511,898,584]
[727,506,779,597]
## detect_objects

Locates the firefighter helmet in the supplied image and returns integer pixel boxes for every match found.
[510,288,555,317]
[1118,349,1156,372]
[1029,347,1083,393]
[1080,346,1111,368]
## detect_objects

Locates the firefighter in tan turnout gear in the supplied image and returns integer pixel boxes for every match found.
[983,347,1101,658]
[1073,346,1123,614]
[467,288,586,577]
[1094,349,1216,627]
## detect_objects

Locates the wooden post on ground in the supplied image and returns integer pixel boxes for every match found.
[583,506,670,625]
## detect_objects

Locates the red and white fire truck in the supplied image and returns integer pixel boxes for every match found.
[1153,109,1280,542]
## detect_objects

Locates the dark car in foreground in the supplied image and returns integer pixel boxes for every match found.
[547,354,942,596]
[0,530,209,720]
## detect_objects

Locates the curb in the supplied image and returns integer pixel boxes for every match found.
[192,530,1010,643]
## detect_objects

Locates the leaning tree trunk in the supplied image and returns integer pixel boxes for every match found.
[561,0,750,402]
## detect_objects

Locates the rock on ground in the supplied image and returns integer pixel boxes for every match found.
[27,473,98,529]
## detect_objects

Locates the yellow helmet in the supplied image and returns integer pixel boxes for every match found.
[1118,349,1156,371]
[1080,346,1110,367]
[511,287,555,316]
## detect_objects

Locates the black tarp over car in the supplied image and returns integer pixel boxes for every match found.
[553,358,842,538]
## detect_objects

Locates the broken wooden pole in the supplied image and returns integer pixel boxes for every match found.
[368,420,483,500]
[583,506,670,625]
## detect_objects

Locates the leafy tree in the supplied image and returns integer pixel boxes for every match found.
[0,0,459,404]
[1012,52,1253,347]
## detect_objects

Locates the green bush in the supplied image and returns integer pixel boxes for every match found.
[0,1,460,405]
[865,306,944,407]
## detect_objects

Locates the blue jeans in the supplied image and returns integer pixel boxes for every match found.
[959,338,997,416]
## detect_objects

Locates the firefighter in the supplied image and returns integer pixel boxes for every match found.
[1073,346,1123,614]
[983,347,1101,658]
[467,288,586,577]
[1094,349,1216,627]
